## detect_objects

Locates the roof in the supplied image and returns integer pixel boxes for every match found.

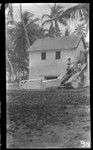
[27,34,84,52]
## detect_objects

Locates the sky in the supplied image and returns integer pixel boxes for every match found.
[12,3,79,22]
[6,3,89,42]
[12,3,78,35]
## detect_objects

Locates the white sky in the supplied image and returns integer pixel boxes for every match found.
[7,3,89,42]
[12,3,79,22]
[12,3,78,35]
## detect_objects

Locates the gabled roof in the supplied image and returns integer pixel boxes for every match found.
[27,34,84,52]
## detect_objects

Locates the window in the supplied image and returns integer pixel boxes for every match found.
[44,76,58,80]
[41,52,46,60]
[55,51,61,59]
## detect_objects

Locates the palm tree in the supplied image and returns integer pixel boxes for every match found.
[10,7,44,81]
[6,4,43,82]
[71,21,89,51]
[42,3,67,37]
[61,3,89,37]
[5,4,16,81]
[13,10,42,58]
[71,23,88,61]
[62,3,89,23]
[20,4,30,48]
[72,23,86,36]
[62,3,89,42]
[64,26,70,36]
[62,4,89,87]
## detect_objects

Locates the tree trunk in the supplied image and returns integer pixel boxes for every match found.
[9,4,14,23]
[20,4,30,48]
[6,4,14,82]
[55,20,61,37]
[6,51,14,81]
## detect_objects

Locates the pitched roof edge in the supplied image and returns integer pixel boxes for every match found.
[27,47,78,52]
[27,34,84,52]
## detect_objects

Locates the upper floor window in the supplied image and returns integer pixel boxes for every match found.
[55,51,61,59]
[41,52,46,60]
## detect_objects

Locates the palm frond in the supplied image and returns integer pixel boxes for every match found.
[72,23,86,37]
[42,19,51,26]
[22,11,34,25]
[48,3,52,9]
[42,14,51,20]
[58,17,67,26]
[55,20,61,36]
[27,18,40,26]
[43,29,49,33]
[62,3,89,22]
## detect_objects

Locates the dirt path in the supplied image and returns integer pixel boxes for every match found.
[7,105,91,148]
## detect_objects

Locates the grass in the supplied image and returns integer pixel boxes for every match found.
[7,87,90,133]
[6,87,90,148]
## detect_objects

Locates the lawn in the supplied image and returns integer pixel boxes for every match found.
[6,87,90,148]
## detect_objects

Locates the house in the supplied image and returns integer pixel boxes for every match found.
[27,34,86,81]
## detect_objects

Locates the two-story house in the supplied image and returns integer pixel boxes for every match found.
[27,34,85,80]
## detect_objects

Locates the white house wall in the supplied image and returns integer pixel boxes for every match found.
[29,40,84,79]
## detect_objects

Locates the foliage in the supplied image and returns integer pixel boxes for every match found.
[11,11,44,73]
[6,4,17,81]
[6,7,44,81]
[5,3,16,26]
[72,23,86,36]
[62,3,89,23]
[62,3,89,40]
[42,3,67,37]
[64,27,70,36]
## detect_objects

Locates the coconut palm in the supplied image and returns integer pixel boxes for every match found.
[69,23,88,61]
[71,22,89,50]
[72,23,86,36]
[62,3,89,23]
[71,23,89,86]
[64,26,70,36]
[6,4,43,82]
[20,4,30,48]
[5,4,16,81]
[62,3,89,37]
[12,10,42,58]
[63,4,89,87]
[6,3,17,27]
[10,8,44,80]
[42,3,67,37]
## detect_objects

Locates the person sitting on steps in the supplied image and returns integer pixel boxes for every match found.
[66,58,72,76]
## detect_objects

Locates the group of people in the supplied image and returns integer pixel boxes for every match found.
[66,57,86,86]
[66,57,82,76]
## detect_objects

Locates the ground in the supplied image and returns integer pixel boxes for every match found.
[6,87,90,148]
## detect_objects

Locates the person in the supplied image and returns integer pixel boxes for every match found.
[61,58,72,85]
[66,58,72,73]
[77,62,82,71]
[67,58,71,69]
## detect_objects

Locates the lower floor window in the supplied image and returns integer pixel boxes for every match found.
[44,76,58,80]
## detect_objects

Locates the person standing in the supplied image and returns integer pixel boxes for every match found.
[67,58,71,69]
[67,58,72,74]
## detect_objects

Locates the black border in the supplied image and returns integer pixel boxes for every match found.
[1,1,92,150]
